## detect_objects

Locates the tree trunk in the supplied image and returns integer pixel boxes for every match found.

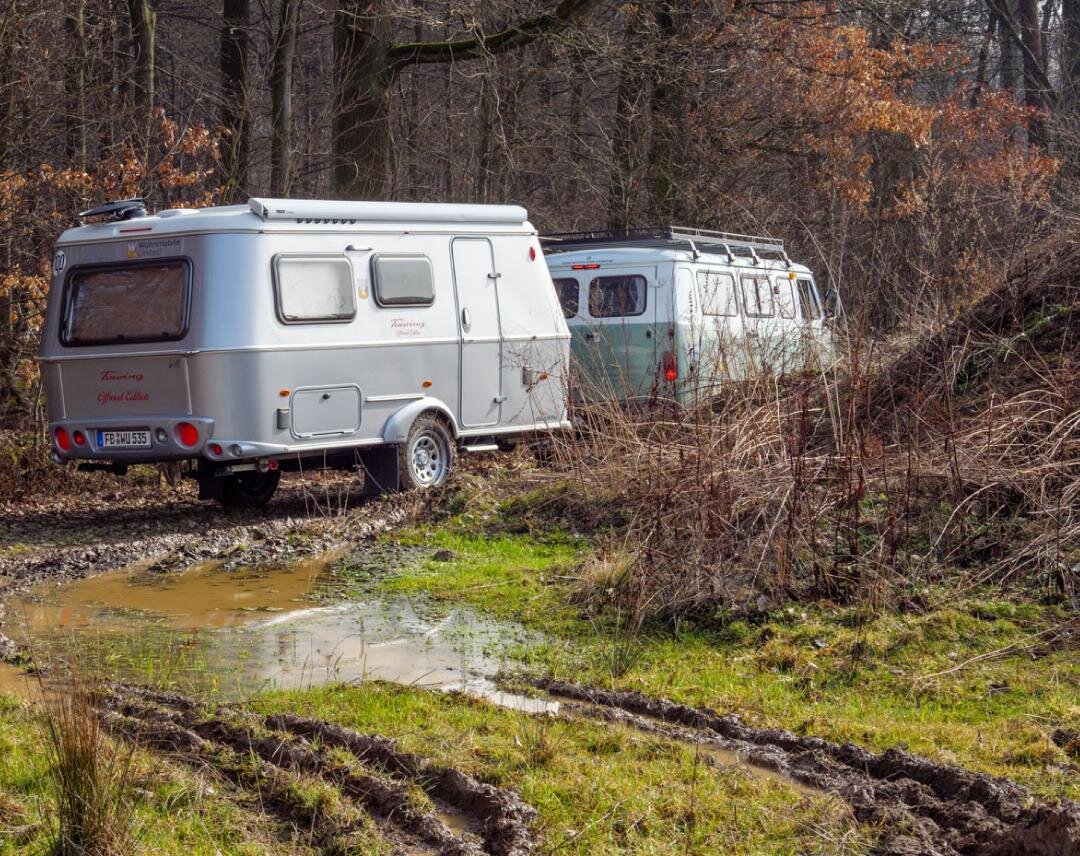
[64,0,87,167]
[126,0,155,133]
[270,0,300,195]
[220,0,251,199]
[1065,0,1080,111]
[1017,0,1048,146]
[608,6,649,229]
[998,0,1019,96]
[647,0,685,223]
[332,0,393,199]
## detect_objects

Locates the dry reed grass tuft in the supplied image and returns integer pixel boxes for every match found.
[38,673,137,856]
[543,229,1078,626]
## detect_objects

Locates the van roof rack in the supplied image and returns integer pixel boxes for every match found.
[540,226,790,265]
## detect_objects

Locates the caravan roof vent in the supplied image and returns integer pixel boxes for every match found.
[78,198,148,224]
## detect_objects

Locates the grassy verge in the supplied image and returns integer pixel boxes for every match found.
[254,682,874,856]
[0,695,327,855]
[359,510,1080,805]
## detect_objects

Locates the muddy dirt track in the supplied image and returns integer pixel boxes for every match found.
[532,679,1080,856]
[3,480,1080,855]
[102,683,536,856]
[0,478,407,603]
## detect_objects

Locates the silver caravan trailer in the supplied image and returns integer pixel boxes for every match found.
[40,197,571,506]
[542,227,839,405]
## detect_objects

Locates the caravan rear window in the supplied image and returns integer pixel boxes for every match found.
[796,278,822,320]
[62,260,190,346]
[274,255,356,323]
[588,275,647,318]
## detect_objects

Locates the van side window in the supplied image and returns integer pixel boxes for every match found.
[552,278,579,318]
[371,254,435,306]
[588,275,647,318]
[796,278,822,320]
[739,275,774,317]
[696,271,737,316]
[274,255,356,323]
[773,277,796,319]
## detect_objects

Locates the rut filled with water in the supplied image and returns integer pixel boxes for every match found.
[4,550,555,711]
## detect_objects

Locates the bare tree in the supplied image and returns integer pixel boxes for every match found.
[331,0,598,199]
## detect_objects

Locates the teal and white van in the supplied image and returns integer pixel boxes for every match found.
[542,228,839,404]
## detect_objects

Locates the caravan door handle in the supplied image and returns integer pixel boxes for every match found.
[461,307,472,332]
[584,332,595,340]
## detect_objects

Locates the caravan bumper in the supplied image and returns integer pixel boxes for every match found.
[49,415,215,463]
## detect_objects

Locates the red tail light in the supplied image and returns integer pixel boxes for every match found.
[55,427,71,451]
[208,442,223,456]
[571,263,600,270]
[175,422,199,447]
[73,431,86,446]
[662,352,677,382]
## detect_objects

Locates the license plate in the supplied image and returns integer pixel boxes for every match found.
[97,429,151,449]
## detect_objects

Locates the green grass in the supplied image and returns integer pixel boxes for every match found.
[368,517,1080,805]
[0,696,326,855]
[369,526,586,635]
[254,682,874,856]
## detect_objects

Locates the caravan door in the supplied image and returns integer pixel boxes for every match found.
[452,238,503,427]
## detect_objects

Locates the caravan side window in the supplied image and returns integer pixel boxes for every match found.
[796,278,822,320]
[739,275,774,317]
[588,275,647,318]
[371,254,435,306]
[696,271,737,316]
[552,278,579,318]
[274,255,356,323]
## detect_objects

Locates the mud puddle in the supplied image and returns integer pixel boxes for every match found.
[3,552,555,712]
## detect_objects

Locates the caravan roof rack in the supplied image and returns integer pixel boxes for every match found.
[540,225,790,265]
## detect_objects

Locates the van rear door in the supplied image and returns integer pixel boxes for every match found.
[579,265,658,402]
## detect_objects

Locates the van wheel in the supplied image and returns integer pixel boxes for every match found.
[398,414,455,490]
[220,470,280,508]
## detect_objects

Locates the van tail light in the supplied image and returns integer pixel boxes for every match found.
[175,422,199,448]
[73,431,86,446]
[662,352,678,382]
[208,442,223,456]
[55,427,71,451]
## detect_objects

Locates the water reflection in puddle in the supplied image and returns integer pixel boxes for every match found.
[4,553,558,713]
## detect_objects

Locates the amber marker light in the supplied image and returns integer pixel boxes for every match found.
[279,389,290,397]
[422,380,433,389]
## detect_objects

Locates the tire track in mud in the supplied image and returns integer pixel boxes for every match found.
[102,685,536,856]
[531,678,1080,856]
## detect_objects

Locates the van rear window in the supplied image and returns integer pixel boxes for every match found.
[62,260,190,346]
[552,278,579,318]
[588,275,647,318]
[796,278,822,320]
[274,255,356,323]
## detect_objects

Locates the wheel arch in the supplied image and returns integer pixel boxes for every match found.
[381,396,458,444]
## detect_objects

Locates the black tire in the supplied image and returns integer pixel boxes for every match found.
[396,414,456,491]
[219,470,280,509]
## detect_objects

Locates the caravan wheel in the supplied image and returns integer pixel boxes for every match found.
[398,414,455,490]
[220,470,280,509]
